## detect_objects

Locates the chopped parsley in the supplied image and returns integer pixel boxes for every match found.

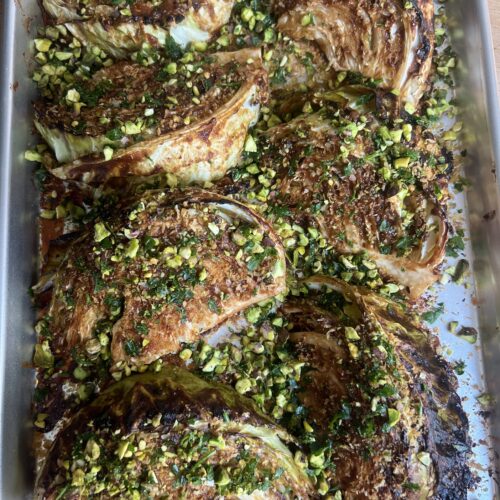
[124,339,140,357]
[446,233,465,257]
[421,303,445,324]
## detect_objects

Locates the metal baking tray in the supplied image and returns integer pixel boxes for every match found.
[1,0,500,497]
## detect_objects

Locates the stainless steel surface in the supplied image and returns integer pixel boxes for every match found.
[448,1,500,496]
[1,0,500,498]
[0,0,40,497]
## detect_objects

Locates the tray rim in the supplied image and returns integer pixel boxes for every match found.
[1,0,500,497]
[0,0,17,492]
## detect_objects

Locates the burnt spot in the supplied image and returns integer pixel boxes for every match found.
[416,36,432,64]
[197,118,217,142]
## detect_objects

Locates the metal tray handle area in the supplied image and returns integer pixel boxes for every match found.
[1,0,500,497]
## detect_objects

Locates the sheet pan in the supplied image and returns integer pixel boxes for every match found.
[1,0,500,497]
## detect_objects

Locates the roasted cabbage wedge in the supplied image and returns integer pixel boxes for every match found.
[272,0,434,106]
[42,0,234,58]
[180,276,471,497]
[32,189,286,426]
[221,108,449,297]
[282,276,471,498]
[36,366,315,499]
[34,48,267,184]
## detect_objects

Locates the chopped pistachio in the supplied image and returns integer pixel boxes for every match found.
[208,222,219,235]
[33,342,54,369]
[34,38,52,52]
[34,413,48,429]
[103,146,114,161]
[124,239,140,259]
[347,343,359,359]
[166,255,183,268]
[301,13,314,26]
[54,205,66,219]
[404,102,416,115]
[245,307,261,324]
[345,326,360,341]
[215,467,231,486]
[179,348,192,361]
[307,227,319,239]
[71,468,85,487]
[232,231,247,246]
[302,101,313,113]
[73,366,89,380]
[94,222,111,242]
[263,28,275,43]
[402,123,412,141]
[235,378,252,394]
[381,283,400,295]
[453,259,469,284]
[241,7,254,22]
[394,157,410,169]
[477,393,494,409]
[389,129,403,143]
[244,134,258,153]
[318,478,329,495]
[272,317,283,327]
[65,88,80,103]
[303,420,314,433]
[116,440,130,460]
[216,35,229,47]
[55,51,72,61]
[387,408,401,428]
[309,449,325,469]
[85,439,101,461]
[192,41,207,52]
[456,326,478,344]
[122,120,143,135]
[24,150,42,162]
[202,356,220,373]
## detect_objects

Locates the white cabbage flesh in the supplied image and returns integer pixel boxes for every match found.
[42,0,81,21]
[170,15,210,47]
[34,120,117,164]
[226,423,311,487]
[43,0,233,57]
[65,21,170,59]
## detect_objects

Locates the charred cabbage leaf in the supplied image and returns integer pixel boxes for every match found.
[36,365,315,498]
[34,49,267,184]
[280,276,471,498]
[272,0,434,106]
[42,0,234,58]
[265,37,332,95]
[220,108,449,297]
[37,189,285,373]
[178,276,471,497]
